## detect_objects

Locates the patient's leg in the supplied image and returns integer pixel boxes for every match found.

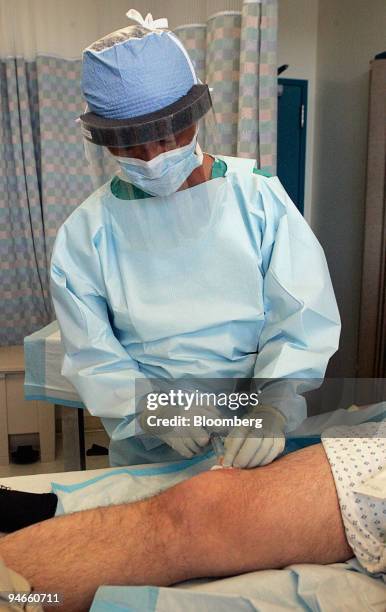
[0,444,352,612]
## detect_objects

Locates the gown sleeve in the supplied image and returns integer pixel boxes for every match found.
[50,219,150,439]
[253,176,341,430]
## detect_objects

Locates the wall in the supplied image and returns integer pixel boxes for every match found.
[312,0,386,376]
[278,0,319,220]
[0,0,242,58]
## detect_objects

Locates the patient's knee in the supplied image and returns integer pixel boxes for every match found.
[165,467,250,532]
[159,467,256,576]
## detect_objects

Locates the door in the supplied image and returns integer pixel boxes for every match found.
[277,78,308,214]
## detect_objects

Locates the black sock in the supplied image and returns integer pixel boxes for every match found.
[0,486,58,533]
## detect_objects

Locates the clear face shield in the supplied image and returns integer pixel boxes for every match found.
[80,84,219,196]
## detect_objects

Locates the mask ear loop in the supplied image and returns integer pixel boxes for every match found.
[195,141,204,165]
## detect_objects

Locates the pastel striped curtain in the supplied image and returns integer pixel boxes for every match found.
[0,57,94,344]
[175,0,278,171]
[0,59,52,343]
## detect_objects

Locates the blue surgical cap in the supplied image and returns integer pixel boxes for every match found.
[82,26,197,120]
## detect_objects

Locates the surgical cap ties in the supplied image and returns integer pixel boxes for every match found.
[125,9,168,31]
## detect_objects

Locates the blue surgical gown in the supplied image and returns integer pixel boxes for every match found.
[50,156,341,465]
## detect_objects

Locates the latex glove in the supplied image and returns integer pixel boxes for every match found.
[139,403,215,458]
[223,405,286,468]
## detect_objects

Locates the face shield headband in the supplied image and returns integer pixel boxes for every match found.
[79,84,212,148]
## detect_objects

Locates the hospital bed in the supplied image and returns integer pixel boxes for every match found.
[23,322,386,474]
[20,324,386,608]
[24,321,88,471]
[1,458,385,612]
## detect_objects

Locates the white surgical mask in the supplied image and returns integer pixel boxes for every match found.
[114,134,203,197]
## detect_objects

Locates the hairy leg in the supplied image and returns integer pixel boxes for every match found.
[0,444,352,612]
[179,443,353,577]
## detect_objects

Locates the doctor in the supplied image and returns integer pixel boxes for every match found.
[50,10,341,467]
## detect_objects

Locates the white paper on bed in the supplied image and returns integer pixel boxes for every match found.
[52,454,216,515]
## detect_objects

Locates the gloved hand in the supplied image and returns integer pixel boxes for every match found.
[223,405,286,468]
[139,402,215,459]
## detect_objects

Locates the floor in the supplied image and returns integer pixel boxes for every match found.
[0,429,110,478]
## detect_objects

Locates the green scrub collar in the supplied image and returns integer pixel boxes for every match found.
[110,157,227,200]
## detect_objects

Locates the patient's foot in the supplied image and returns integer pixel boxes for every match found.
[0,487,57,532]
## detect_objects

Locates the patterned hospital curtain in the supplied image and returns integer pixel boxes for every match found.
[175,0,278,173]
[0,56,95,345]
[36,57,94,257]
[0,59,51,345]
